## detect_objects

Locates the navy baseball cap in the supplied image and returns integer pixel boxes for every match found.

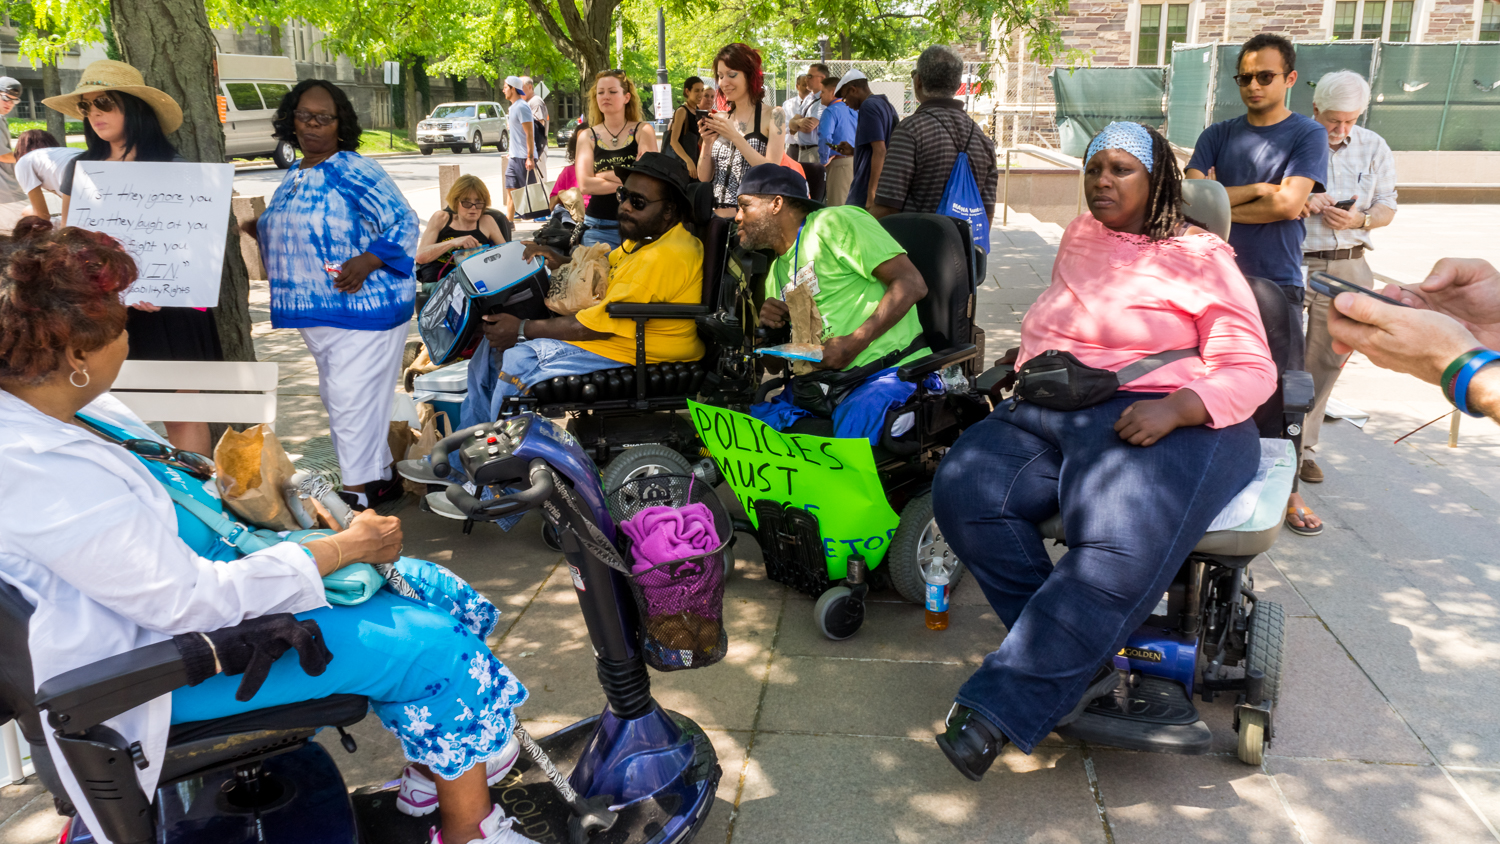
[736,163,823,210]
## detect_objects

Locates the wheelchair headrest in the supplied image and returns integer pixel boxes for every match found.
[1181,180,1231,241]
[687,180,716,229]
[877,213,977,352]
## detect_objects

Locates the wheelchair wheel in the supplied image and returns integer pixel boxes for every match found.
[1246,601,1285,703]
[1237,708,1268,765]
[814,585,863,640]
[541,522,562,552]
[887,492,966,605]
[601,445,694,494]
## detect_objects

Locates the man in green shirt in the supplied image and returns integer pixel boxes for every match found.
[734,163,928,371]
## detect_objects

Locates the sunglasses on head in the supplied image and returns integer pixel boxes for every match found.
[78,94,117,115]
[1234,71,1287,88]
[121,438,217,480]
[293,109,337,128]
[616,186,666,211]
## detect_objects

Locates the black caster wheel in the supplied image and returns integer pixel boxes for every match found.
[541,522,562,552]
[814,586,864,640]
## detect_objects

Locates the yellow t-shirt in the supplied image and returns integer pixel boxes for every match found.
[573,223,706,365]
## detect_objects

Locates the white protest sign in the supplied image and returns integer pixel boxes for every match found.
[66,161,235,308]
[653,83,673,120]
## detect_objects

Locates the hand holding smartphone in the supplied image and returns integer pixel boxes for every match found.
[1308,271,1411,309]
[1332,197,1357,211]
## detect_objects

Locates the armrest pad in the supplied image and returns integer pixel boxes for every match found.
[38,640,190,733]
[1283,370,1315,414]
[897,344,978,383]
[606,303,712,319]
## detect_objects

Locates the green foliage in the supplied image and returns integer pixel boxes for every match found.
[5,0,109,67]
[8,118,84,134]
[358,128,419,152]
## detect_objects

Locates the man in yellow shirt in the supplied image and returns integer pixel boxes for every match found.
[460,153,704,427]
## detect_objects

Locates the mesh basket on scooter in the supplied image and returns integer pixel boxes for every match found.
[606,475,730,672]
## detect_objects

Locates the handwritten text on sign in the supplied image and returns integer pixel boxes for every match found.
[67,161,235,307]
[687,401,900,575]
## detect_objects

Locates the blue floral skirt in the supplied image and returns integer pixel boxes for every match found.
[172,558,528,781]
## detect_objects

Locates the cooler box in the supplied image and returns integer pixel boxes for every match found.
[417,242,553,365]
[413,359,470,422]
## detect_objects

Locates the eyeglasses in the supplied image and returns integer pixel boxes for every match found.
[616,186,666,211]
[293,109,338,127]
[77,94,117,115]
[121,439,217,480]
[1234,71,1287,88]
[0,91,19,103]
[458,199,484,210]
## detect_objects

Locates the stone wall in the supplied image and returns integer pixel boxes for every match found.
[1424,0,1476,40]
[1059,0,1135,65]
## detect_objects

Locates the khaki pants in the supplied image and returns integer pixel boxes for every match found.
[824,157,853,207]
[1301,253,1374,462]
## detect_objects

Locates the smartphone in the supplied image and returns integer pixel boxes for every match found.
[1307,271,1411,307]
[1333,197,1357,211]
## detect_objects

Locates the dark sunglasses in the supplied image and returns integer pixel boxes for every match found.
[616,186,666,211]
[458,199,484,210]
[122,439,217,480]
[1234,71,1287,88]
[77,94,117,115]
[293,109,338,127]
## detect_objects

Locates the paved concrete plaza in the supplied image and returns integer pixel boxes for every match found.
[3,187,1498,843]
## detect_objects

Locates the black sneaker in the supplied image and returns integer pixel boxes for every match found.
[1055,665,1124,728]
[338,474,407,512]
[937,705,1008,782]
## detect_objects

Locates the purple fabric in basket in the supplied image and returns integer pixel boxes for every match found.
[620,503,719,571]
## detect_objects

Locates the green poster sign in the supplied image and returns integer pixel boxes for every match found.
[687,401,900,576]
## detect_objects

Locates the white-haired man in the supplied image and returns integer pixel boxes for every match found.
[1294,70,1397,503]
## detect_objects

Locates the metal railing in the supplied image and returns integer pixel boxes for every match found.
[1001,144,1085,226]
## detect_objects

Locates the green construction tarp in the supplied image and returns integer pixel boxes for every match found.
[1204,41,1377,137]
[1049,66,1167,158]
[1167,45,1214,147]
[1368,42,1500,151]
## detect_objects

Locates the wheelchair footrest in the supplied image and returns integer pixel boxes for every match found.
[1055,675,1212,755]
[752,500,836,597]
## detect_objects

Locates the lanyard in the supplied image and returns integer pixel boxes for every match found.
[788,222,807,296]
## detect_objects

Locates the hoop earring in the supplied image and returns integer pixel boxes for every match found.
[69,369,90,388]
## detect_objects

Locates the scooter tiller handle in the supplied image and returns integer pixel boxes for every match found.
[445,458,555,520]
[428,429,476,479]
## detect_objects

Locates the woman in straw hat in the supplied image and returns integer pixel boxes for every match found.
[45,59,219,456]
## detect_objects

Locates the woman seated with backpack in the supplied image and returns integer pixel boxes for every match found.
[930,123,1278,780]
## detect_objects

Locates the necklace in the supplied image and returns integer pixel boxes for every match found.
[601,119,629,144]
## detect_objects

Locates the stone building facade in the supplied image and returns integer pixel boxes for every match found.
[1045,0,1496,67]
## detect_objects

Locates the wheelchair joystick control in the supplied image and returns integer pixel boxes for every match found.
[336,726,358,754]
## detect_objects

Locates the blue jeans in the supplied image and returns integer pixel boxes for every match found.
[460,337,621,428]
[931,393,1259,752]
[581,214,622,249]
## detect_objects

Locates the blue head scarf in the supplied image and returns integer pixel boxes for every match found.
[1085,122,1155,173]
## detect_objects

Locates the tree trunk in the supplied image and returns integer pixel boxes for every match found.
[403,56,422,141]
[41,59,64,142]
[110,0,255,364]
[519,0,616,89]
[413,57,431,117]
[839,31,852,60]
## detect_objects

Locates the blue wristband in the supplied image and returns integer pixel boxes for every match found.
[1451,349,1500,418]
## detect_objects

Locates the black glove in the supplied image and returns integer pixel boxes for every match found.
[173,614,334,702]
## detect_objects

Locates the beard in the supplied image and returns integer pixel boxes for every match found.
[737,213,780,252]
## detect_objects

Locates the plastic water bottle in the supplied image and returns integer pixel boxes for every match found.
[924,562,952,631]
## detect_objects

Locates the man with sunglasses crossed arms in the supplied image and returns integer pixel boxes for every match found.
[455,153,705,429]
[1186,33,1329,536]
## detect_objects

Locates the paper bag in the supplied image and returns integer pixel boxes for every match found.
[388,420,418,468]
[215,424,301,531]
[402,409,453,497]
[785,284,824,377]
[544,243,611,314]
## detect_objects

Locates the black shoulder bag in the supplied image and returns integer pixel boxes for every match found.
[1015,348,1199,411]
[789,336,927,418]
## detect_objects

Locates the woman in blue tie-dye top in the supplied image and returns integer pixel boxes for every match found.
[244,80,420,512]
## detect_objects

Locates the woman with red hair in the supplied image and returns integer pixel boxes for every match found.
[698,42,786,216]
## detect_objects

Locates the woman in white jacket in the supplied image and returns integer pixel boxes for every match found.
[0,219,535,844]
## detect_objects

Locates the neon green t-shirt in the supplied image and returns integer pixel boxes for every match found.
[766,206,928,370]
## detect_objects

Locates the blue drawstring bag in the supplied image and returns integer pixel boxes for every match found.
[936,121,990,254]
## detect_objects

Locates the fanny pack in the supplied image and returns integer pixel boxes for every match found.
[1015,348,1199,411]
[790,337,926,418]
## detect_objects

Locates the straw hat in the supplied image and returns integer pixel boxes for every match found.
[44,60,183,134]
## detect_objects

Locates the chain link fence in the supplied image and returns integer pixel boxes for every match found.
[784,58,1062,149]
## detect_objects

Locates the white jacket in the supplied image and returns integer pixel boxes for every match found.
[0,390,328,844]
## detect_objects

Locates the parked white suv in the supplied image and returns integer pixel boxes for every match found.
[417,102,507,155]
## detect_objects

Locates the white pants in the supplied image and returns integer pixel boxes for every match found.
[299,324,408,487]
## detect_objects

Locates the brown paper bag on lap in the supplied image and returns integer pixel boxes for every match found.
[784,284,824,377]
[214,424,301,531]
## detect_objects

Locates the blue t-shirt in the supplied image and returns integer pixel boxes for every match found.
[818,100,857,165]
[508,100,535,156]
[1187,113,1328,287]
[848,94,897,207]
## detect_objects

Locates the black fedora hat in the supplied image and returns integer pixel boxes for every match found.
[614,152,693,206]
[736,163,824,210]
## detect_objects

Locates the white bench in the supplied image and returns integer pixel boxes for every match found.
[109,360,279,425]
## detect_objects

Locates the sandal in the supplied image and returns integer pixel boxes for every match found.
[1285,505,1323,536]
